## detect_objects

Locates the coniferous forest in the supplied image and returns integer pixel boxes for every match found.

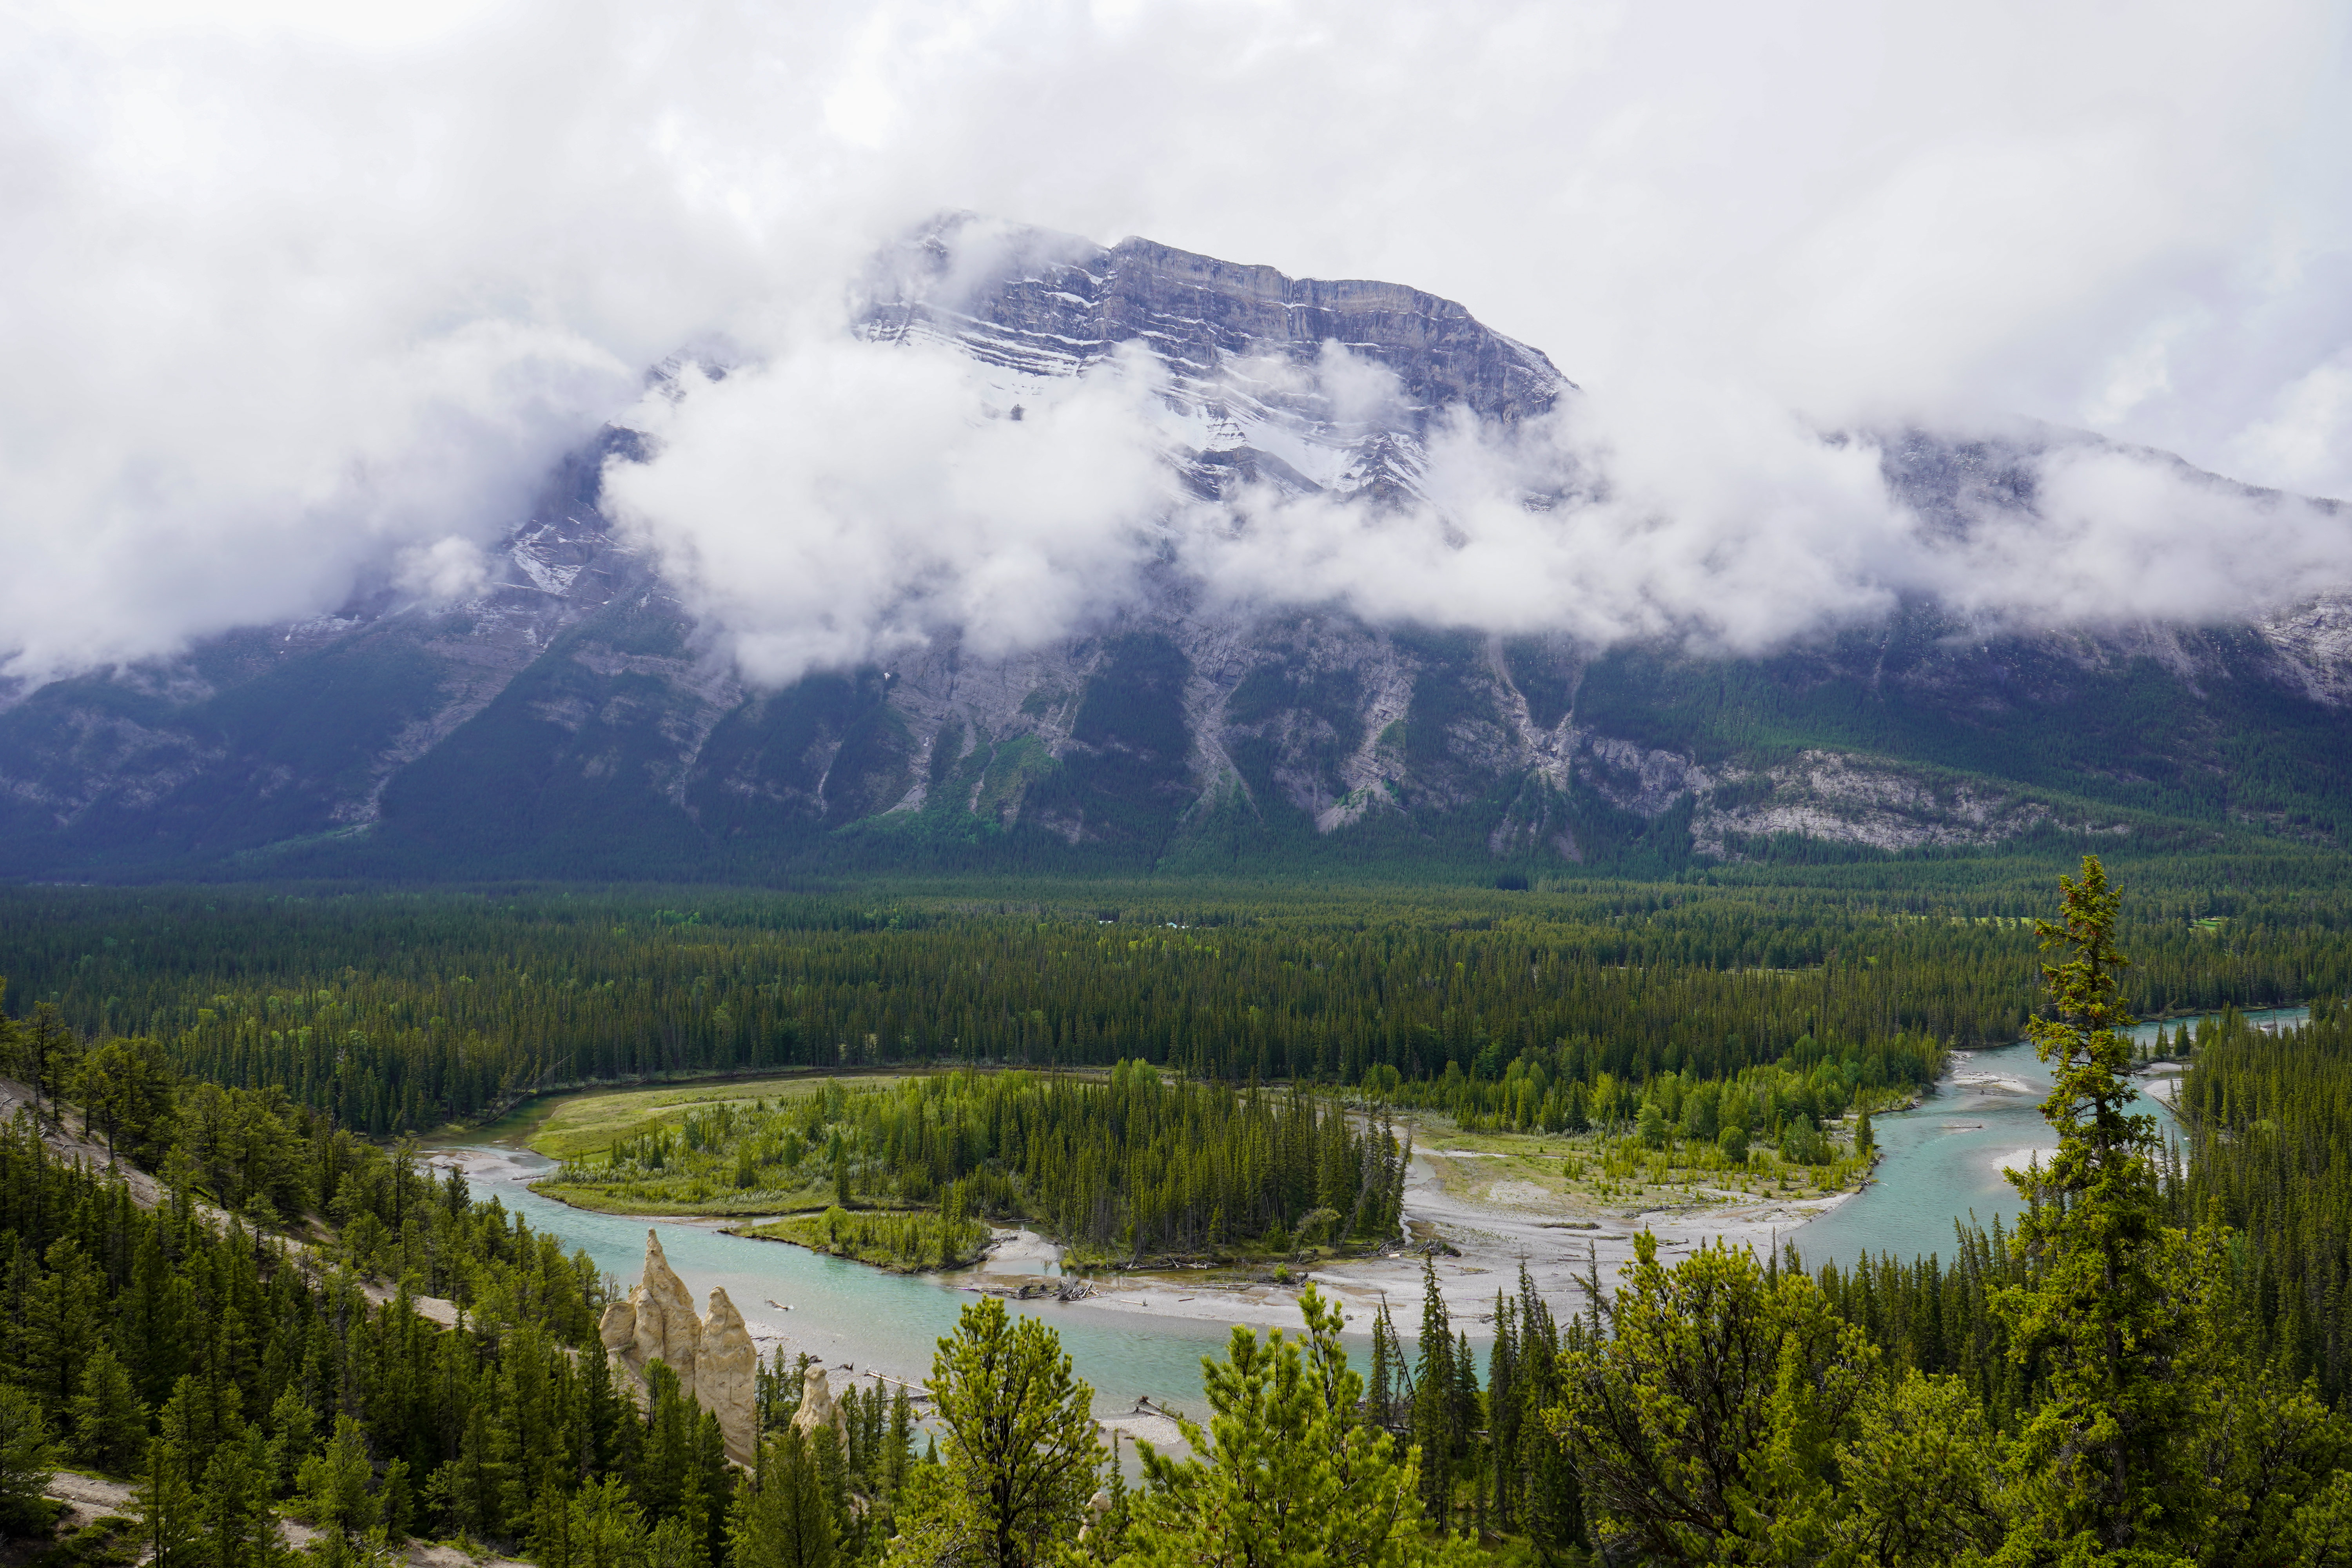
[6,856,2352,1563]
[0,862,2333,1134]
[543,1066,1410,1264]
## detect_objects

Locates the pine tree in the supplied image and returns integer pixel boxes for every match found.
[66,1343,147,1475]
[531,1479,577,1568]
[1552,1236,1875,1563]
[641,1361,698,1517]
[119,1224,189,1407]
[1486,1290,1517,1532]
[135,1436,203,1568]
[380,1457,414,1545]
[1511,1263,1582,1562]
[202,1430,291,1568]
[22,1237,105,1416]
[431,1399,512,1541]
[19,1003,72,1121]
[1831,1370,2006,1566]
[583,1338,624,1475]
[294,1414,380,1549]
[569,1476,653,1566]
[910,1296,1102,1568]
[1116,1285,1471,1567]
[265,1381,317,1495]
[731,1425,837,1568]
[1411,1256,1454,1516]
[0,1384,56,1537]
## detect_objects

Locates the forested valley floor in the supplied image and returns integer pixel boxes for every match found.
[2,854,2352,1563]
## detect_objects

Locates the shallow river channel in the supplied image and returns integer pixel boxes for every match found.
[436,1143,1256,1424]
[1794,1007,2308,1268]
[434,1004,2309,1415]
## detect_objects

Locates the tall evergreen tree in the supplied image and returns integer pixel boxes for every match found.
[293,1414,380,1559]
[900,1297,1102,1568]
[0,1384,56,1538]
[1551,1235,1877,1563]
[731,1425,837,1568]
[67,1343,147,1475]
[1994,855,2198,1559]
[1411,1257,1454,1516]
[203,1431,292,1568]
[136,1436,203,1568]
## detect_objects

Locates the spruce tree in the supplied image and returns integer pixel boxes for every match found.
[731,1426,837,1568]
[1993,856,2196,1559]
[1411,1256,1454,1516]
[1486,1291,1518,1532]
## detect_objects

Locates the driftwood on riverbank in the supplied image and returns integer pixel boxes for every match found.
[967,1274,1097,1302]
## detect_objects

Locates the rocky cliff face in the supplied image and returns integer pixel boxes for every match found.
[4,220,2348,880]
[860,213,1568,510]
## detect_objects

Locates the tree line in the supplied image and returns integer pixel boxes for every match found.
[551,1063,1410,1263]
[2,873,2335,1133]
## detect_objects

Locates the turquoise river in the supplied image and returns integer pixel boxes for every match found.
[434,1005,2307,1420]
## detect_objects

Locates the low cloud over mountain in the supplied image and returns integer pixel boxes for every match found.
[5,1,2350,690]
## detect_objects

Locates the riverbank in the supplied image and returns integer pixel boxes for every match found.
[494,1067,1877,1332]
[490,1124,1857,1335]
[1037,1134,1864,1332]
[725,1209,992,1272]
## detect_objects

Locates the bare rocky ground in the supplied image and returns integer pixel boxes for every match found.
[33,1470,136,1545]
[0,1083,165,1206]
[279,1519,530,1568]
[22,1470,532,1568]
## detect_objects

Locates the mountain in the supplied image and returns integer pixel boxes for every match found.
[5,216,2350,883]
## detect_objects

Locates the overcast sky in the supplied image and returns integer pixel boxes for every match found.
[4,0,2348,683]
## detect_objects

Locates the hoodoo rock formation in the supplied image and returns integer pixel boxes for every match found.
[598,1229,758,1465]
[790,1362,850,1444]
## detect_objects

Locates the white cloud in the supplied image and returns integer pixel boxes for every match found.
[395,536,491,603]
[601,343,1176,686]
[606,325,2352,690]
[2231,351,2352,497]
[2,0,2348,686]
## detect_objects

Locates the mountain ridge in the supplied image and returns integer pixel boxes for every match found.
[4,218,2348,882]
